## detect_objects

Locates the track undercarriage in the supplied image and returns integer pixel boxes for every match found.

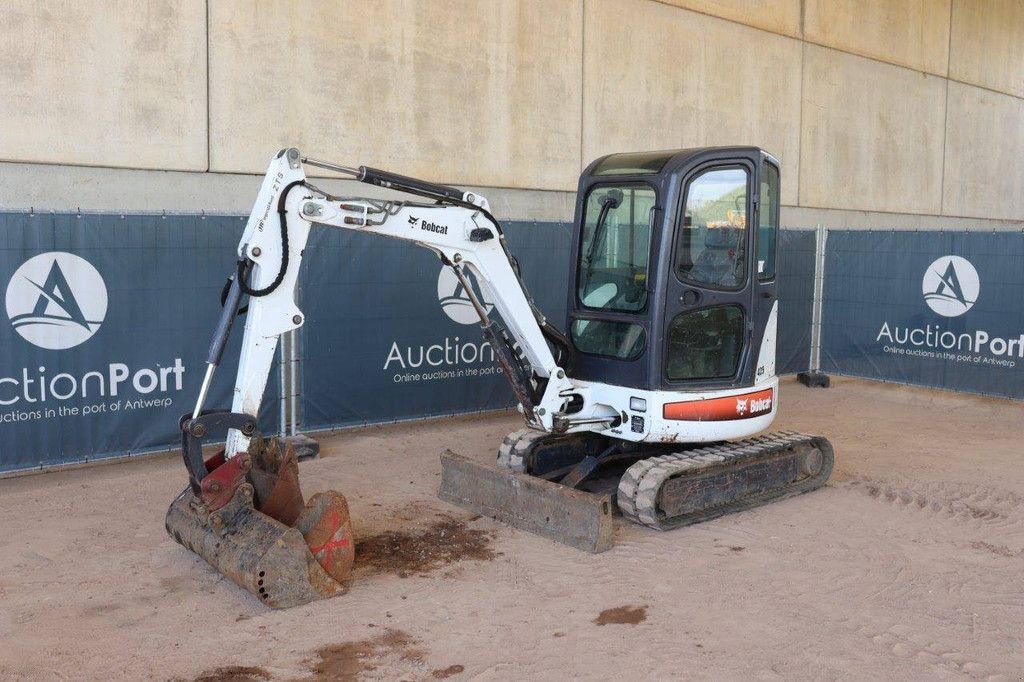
[495,427,834,532]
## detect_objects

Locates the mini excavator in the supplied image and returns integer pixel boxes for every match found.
[166,147,833,608]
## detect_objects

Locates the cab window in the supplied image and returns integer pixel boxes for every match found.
[665,305,744,381]
[577,184,655,313]
[758,161,779,280]
[676,167,748,290]
[571,319,646,360]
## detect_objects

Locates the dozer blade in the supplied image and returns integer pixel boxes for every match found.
[438,450,615,553]
[165,438,354,609]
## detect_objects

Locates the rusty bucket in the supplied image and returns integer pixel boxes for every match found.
[165,437,354,609]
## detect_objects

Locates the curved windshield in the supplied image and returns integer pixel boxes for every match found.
[577,184,656,313]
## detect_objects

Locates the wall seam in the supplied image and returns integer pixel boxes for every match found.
[796,39,806,206]
[645,0,1024,97]
[939,0,955,216]
[205,0,211,173]
[579,0,586,172]
[785,202,1024,224]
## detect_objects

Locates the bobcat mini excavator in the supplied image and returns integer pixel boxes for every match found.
[166,147,833,608]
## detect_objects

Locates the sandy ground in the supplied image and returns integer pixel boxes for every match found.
[1,376,1022,681]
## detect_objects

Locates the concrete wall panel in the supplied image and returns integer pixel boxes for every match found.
[799,46,946,214]
[655,0,801,37]
[209,0,582,191]
[949,0,1024,98]
[583,0,802,203]
[943,82,1024,220]
[804,0,951,75]
[0,1,207,171]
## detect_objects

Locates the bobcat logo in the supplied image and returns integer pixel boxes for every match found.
[408,215,419,227]
[735,398,748,415]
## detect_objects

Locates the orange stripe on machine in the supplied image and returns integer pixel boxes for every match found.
[663,388,775,421]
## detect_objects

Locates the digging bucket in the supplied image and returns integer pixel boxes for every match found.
[165,437,354,609]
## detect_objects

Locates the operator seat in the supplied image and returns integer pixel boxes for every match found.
[688,226,744,288]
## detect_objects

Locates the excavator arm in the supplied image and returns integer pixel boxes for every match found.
[198,148,605,463]
[167,148,610,608]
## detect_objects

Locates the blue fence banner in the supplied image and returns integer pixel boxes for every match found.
[821,230,1024,399]
[0,211,859,473]
[0,212,278,473]
[775,229,816,375]
[298,221,573,430]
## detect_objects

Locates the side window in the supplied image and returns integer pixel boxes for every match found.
[577,184,656,313]
[571,319,646,360]
[758,161,779,281]
[665,305,744,381]
[676,167,748,289]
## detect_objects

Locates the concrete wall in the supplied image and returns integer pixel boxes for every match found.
[1,0,1023,228]
[0,1,207,170]
[208,0,583,190]
[799,45,947,214]
[583,0,802,204]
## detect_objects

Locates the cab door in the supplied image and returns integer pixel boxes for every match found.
[752,156,781,382]
[661,157,760,390]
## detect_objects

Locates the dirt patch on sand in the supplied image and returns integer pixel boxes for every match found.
[354,514,496,578]
[308,629,425,681]
[431,664,465,678]
[191,666,271,682]
[594,605,647,626]
[971,541,1019,558]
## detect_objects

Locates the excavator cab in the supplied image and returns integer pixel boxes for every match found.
[451,146,829,544]
[569,147,779,394]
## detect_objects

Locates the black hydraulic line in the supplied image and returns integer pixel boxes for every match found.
[238,180,305,298]
[540,321,575,372]
[219,273,249,316]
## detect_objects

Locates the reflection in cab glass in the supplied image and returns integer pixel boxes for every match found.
[571,318,646,360]
[572,184,654,360]
[676,167,748,289]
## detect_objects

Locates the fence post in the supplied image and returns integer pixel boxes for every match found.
[798,223,831,388]
[279,334,288,437]
[277,282,319,460]
[289,328,298,437]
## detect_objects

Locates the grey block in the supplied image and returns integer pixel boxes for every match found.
[283,434,320,461]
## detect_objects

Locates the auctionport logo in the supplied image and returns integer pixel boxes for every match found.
[5,252,108,350]
[877,253,1021,366]
[437,266,494,325]
[922,255,978,317]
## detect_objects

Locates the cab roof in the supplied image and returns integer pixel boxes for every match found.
[588,146,768,178]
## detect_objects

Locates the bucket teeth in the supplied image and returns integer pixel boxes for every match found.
[165,437,353,609]
[249,437,305,526]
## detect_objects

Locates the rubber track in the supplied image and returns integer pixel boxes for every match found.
[617,431,834,530]
[496,427,548,473]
